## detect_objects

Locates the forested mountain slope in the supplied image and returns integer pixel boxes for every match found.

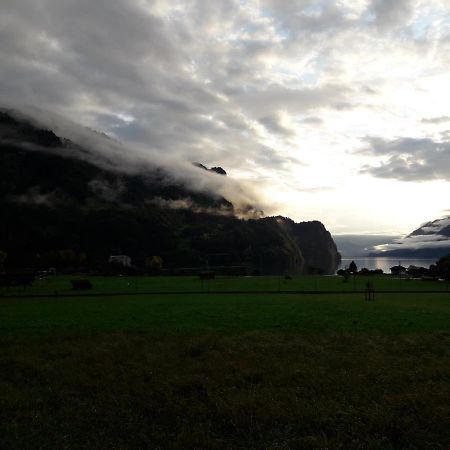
[0,109,340,274]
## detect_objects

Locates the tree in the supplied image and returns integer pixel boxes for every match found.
[436,254,450,281]
[349,260,357,274]
[146,255,163,273]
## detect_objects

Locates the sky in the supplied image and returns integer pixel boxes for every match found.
[2,0,450,235]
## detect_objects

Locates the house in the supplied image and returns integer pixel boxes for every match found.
[109,255,132,267]
[390,265,406,276]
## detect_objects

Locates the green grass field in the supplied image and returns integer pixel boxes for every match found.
[2,274,450,297]
[1,280,450,449]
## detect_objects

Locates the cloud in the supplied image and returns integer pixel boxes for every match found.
[258,113,295,137]
[301,116,324,125]
[148,196,262,219]
[236,84,354,115]
[411,217,450,235]
[8,186,61,208]
[421,116,450,124]
[0,0,355,176]
[360,136,450,181]
[2,0,450,232]
[374,234,450,253]
[370,0,416,30]
[88,177,125,203]
[2,106,270,213]
[260,0,356,37]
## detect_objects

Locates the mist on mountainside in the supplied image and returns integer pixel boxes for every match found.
[0,106,268,217]
[0,108,340,274]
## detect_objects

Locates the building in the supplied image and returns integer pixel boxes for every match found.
[390,265,406,276]
[108,255,132,267]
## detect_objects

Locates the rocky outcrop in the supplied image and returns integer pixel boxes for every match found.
[193,162,227,176]
[210,167,227,176]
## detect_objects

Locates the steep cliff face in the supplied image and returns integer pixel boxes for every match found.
[291,220,341,274]
[246,217,305,275]
[279,218,341,274]
[0,109,340,274]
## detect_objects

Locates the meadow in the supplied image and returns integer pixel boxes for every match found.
[1,277,450,449]
[1,273,449,297]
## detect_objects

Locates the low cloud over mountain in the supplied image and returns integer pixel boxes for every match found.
[1,107,266,215]
[373,216,450,258]
[0,108,340,274]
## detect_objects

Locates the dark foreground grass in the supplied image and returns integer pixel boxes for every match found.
[1,293,450,449]
[1,332,450,449]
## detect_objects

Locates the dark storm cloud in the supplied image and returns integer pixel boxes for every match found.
[360,136,450,181]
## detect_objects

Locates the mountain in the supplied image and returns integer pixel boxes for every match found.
[409,217,450,237]
[370,217,450,258]
[193,163,227,176]
[0,109,340,274]
[333,234,400,257]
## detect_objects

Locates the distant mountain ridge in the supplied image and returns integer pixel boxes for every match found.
[370,216,450,258]
[409,217,450,237]
[0,108,340,274]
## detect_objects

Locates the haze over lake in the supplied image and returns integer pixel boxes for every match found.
[334,235,439,272]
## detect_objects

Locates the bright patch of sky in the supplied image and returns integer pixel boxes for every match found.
[409,2,450,40]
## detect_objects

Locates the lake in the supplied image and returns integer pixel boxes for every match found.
[339,257,437,273]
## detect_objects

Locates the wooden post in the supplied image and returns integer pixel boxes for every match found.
[364,288,375,301]
[365,281,375,301]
